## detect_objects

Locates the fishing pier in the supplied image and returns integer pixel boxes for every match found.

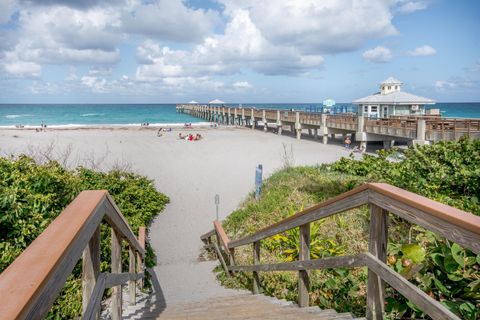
[177,104,480,147]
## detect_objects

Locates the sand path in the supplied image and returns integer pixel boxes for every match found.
[0,127,353,308]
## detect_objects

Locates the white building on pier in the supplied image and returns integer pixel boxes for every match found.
[354,77,435,118]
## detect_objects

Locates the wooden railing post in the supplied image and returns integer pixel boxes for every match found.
[111,228,122,320]
[129,246,136,305]
[137,227,146,290]
[367,204,388,320]
[229,248,236,266]
[298,223,310,307]
[82,226,100,318]
[253,241,261,294]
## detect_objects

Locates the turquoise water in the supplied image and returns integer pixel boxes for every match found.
[0,103,478,127]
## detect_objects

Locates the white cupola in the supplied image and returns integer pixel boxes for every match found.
[380,77,402,95]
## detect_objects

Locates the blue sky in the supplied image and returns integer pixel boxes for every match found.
[0,0,479,103]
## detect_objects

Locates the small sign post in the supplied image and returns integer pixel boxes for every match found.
[255,164,263,200]
[214,194,220,220]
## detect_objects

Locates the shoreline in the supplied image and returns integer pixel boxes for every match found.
[0,122,215,130]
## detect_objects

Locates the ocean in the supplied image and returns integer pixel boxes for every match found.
[0,103,479,127]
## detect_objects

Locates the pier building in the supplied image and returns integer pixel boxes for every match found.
[354,77,435,118]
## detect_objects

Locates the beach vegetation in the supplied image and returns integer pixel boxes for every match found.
[0,155,169,318]
[217,137,480,319]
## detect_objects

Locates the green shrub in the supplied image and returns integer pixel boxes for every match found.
[0,155,168,318]
[219,138,479,318]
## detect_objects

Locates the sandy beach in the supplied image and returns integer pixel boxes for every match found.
[0,126,355,307]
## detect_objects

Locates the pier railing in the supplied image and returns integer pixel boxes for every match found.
[0,190,146,320]
[178,104,480,142]
[201,183,480,320]
[426,118,480,141]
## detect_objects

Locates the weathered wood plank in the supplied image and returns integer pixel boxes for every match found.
[0,190,107,320]
[229,188,369,248]
[212,241,230,277]
[298,223,310,308]
[105,272,145,288]
[129,246,136,306]
[369,183,480,236]
[200,229,215,241]
[82,225,101,317]
[252,241,261,294]
[83,273,107,320]
[228,255,365,272]
[369,190,480,253]
[214,220,230,251]
[104,194,145,257]
[366,205,388,320]
[136,227,145,290]
[111,228,122,320]
[363,253,460,320]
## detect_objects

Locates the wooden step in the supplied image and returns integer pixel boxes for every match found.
[119,293,361,320]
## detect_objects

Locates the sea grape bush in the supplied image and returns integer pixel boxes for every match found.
[327,137,480,319]
[327,137,480,214]
[0,155,169,318]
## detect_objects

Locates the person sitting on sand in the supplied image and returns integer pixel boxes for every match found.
[194,133,202,141]
[178,133,185,140]
[188,134,194,141]
[157,128,163,137]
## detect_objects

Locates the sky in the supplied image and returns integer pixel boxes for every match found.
[0,0,479,103]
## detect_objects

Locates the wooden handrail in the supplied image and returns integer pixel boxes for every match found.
[369,183,480,235]
[201,183,480,320]
[229,185,370,248]
[0,190,146,320]
[214,220,230,250]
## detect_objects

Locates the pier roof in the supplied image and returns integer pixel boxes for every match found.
[353,91,435,105]
[209,98,225,104]
[380,77,402,85]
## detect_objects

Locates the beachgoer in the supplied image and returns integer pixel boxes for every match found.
[157,129,163,137]
[178,133,185,140]
[188,134,194,141]
[344,136,351,148]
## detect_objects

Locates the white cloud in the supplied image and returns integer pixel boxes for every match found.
[123,0,220,42]
[136,9,325,80]
[408,45,436,56]
[232,81,252,89]
[397,1,428,13]
[219,0,398,54]
[0,0,16,24]
[362,46,393,63]
[81,75,108,93]
[3,60,42,77]
[434,80,456,89]
[0,4,123,77]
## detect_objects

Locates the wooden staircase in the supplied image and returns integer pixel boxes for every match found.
[119,293,363,320]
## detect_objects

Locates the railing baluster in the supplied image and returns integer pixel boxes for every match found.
[111,228,122,320]
[129,246,136,305]
[366,204,388,320]
[298,223,310,307]
[137,227,146,290]
[229,248,236,266]
[253,241,261,294]
[82,226,100,318]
